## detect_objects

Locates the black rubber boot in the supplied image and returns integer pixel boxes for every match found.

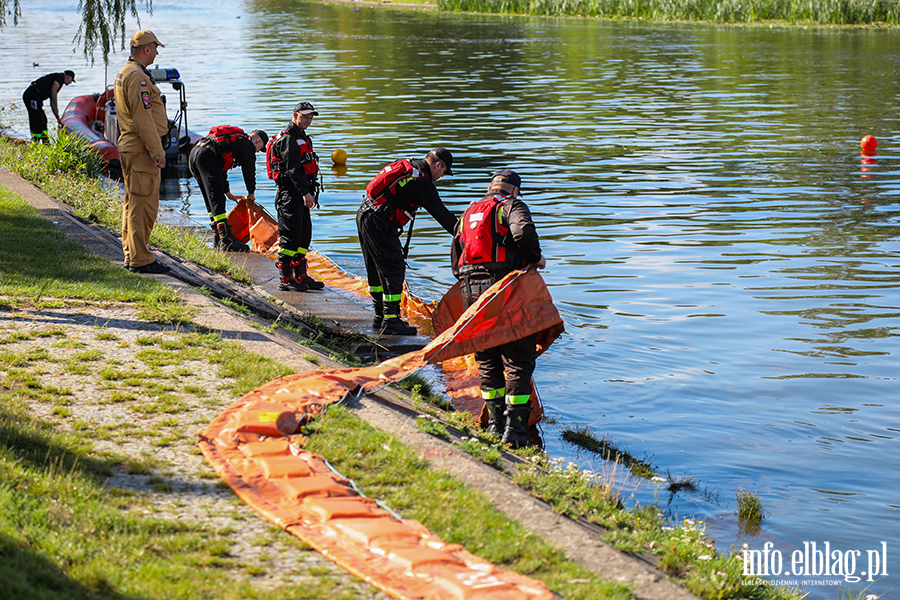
[211,223,220,249]
[380,299,416,335]
[216,221,249,252]
[501,404,533,449]
[372,298,384,329]
[277,258,308,292]
[484,399,507,437]
[293,257,324,290]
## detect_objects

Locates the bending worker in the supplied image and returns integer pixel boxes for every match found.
[22,70,75,142]
[188,125,268,252]
[267,101,324,292]
[357,148,457,335]
[451,169,546,448]
[114,30,170,274]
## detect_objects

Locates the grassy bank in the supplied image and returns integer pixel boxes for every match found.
[0,132,249,283]
[0,135,811,599]
[437,0,900,25]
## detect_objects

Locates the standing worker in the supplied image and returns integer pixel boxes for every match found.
[267,102,324,292]
[114,30,170,274]
[188,126,268,252]
[357,148,457,335]
[22,70,75,143]
[451,169,546,448]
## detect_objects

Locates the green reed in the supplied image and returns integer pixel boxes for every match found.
[438,0,900,25]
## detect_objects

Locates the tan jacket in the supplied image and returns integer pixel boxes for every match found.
[114,58,168,161]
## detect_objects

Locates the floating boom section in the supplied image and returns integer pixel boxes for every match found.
[226,198,557,432]
[199,270,563,600]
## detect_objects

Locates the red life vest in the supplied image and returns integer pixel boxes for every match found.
[458,194,524,274]
[207,125,248,171]
[266,127,318,182]
[365,159,430,226]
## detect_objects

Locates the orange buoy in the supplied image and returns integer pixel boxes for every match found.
[861,135,877,154]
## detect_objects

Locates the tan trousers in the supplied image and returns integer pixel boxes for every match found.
[120,151,161,268]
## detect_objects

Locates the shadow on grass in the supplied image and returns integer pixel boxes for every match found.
[0,185,157,302]
[0,531,148,600]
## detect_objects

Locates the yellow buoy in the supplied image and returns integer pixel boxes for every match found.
[331,148,347,165]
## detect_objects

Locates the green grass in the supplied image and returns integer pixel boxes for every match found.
[415,415,452,440]
[304,405,634,600]
[438,0,900,25]
[514,457,802,600]
[0,134,250,283]
[0,184,160,304]
[0,368,380,600]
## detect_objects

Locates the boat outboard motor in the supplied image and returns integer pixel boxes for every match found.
[104,96,120,144]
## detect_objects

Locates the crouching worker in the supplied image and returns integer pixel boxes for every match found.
[451,169,546,448]
[188,126,268,251]
[267,101,325,292]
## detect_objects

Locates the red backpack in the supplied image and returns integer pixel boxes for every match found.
[207,125,248,170]
[265,132,286,181]
[458,195,520,273]
[365,159,430,226]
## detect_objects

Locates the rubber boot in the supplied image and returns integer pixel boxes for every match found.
[277,257,308,292]
[372,298,384,329]
[501,404,533,449]
[293,257,324,290]
[211,223,220,249]
[484,399,507,437]
[216,221,249,252]
[380,299,417,335]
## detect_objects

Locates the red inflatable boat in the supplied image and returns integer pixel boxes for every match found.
[61,68,201,176]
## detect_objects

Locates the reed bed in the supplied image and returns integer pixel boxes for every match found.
[438,0,900,25]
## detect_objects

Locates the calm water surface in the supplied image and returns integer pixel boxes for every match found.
[2,2,899,597]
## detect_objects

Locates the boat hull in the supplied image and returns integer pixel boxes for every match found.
[62,92,201,177]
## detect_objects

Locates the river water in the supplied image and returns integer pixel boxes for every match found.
[2,1,898,597]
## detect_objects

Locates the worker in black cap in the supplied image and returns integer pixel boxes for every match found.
[357,147,457,335]
[22,70,75,142]
[188,126,268,251]
[267,101,325,292]
[451,169,546,447]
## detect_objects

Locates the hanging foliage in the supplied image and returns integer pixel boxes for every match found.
[0,0,152,64]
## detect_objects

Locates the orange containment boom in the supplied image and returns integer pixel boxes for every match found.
[199,269,564,600]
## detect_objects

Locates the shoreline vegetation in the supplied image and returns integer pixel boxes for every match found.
[0,132,811,599]
[335,0,900,26]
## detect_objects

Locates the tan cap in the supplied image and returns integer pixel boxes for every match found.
[130,30,165,48]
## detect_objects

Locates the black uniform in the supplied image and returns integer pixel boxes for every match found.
[188,134,257,226]
[22,72,66,141]
[451,193,542,403]
[357,158,457,305]
[273,122,318,260]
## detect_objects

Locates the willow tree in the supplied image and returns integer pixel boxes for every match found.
[0,0,152,63]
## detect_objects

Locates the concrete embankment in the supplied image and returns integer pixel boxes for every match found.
[0,165,700,600]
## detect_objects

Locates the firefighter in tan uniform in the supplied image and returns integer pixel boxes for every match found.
[114,30,171,274]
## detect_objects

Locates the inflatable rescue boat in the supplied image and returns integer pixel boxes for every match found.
[61,68,201,176]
